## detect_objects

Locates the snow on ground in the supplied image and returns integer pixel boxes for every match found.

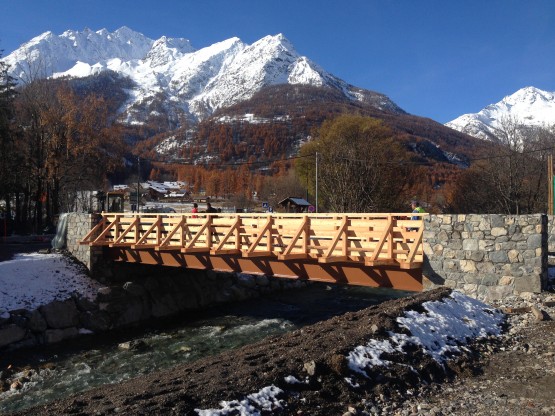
[347,290,503,375]
[195,291,505,415]
[0,252,102,314]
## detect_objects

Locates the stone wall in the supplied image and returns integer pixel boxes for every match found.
[423,214,547,301]
[66,213,109,280]
[547,215,555,255]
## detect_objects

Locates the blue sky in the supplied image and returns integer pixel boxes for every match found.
[1,0,554,123]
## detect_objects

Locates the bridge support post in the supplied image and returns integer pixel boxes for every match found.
[66,213,113,281]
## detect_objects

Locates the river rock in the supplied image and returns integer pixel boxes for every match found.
[149,291,183,318]
[40,299,79,329]
[0,324,26,348]
[27,309,48,332]
[44,327,79,344]
[118,339,150,351]
[80,310,111,332]
[117,298,151,326]
[74,294,98,312]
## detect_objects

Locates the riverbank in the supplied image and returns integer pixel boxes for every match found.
[6,287,520,416]
[2,249,555,414]
[0,249,315,351]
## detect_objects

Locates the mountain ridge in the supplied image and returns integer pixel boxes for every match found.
[445,86,555,140]
[2,27,404,124]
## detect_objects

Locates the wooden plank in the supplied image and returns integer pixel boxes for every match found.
[159,216,186,248]
[79,218,107,244]
[318,256,349,264]
[181,247,211,253]
[155,246,183,251]
[113,217,140,245]
[399,261,422,270]
[324,216,349,258]
[131,244,159,249]
[365,258,398,267]
[135,216,162,246]
[243,251,274,258]
[245,216,273,255]
[277,253,309,260]
[212,217,241,252]
[211,249,241,255]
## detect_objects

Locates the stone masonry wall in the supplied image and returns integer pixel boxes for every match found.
[423,214,547,301]
[0,266,306,351]
[547,215,555,255]
[66,213,108,280]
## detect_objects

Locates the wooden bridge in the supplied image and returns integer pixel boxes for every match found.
[80,212,426,292]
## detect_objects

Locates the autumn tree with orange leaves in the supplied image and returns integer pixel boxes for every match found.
[12,79,126,231]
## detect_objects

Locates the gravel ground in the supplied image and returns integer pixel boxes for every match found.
[4,287,555,415]
[392,292,555,416]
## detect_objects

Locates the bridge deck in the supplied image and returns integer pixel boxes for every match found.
[80,212,425,291]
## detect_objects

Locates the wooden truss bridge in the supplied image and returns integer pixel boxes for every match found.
[80,212,426,292]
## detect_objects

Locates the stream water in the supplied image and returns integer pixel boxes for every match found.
[0,283,410,414]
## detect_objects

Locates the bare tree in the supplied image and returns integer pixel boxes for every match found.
[452,118,554,214]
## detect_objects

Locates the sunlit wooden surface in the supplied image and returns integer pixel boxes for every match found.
[81,212,426,291]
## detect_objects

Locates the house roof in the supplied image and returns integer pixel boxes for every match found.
[278,197,311,207]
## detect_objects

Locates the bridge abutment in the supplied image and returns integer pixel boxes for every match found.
[423,214,548,301]
[66,213,113,281]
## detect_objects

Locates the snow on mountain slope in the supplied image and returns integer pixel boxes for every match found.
[446,87,555,140]
[2,27,402,123]
[4,27,156,81]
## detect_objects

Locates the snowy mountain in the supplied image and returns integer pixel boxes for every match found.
[2,27,403,124]
[445,87,555,140]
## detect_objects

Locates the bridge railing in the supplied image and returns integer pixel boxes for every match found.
[80,212,426,269]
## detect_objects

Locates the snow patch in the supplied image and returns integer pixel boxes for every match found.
[0,253,103,312]
[195,385,283,415]
[347,291,504,376]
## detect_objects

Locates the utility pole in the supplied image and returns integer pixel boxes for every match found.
[315,152,319,213]
[137,156,141,213]
[549,154,553,215]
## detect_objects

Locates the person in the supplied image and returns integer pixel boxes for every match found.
[411,199,426,219]
[206,202,218,213]
[407,199,425,232]
[191,203,198,218]
[410,199,426,216]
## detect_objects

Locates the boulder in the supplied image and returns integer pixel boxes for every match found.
[0,325,26,348]
[39,299,79,329]
[27,309,48,332]
[44,327,79,344]
[80,310,111,332]
[74,295,98,312]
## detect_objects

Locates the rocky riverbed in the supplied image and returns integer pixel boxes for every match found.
[2,286,554,415]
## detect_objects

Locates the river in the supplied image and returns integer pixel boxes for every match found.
[0,283,410,414]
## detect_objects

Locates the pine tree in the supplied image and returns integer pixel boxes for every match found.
[0,51,18,232]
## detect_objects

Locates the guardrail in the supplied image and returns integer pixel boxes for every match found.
[80,212,425,269]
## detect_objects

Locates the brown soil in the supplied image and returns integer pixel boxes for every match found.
[10,288,466,415]
[11,287,554,415]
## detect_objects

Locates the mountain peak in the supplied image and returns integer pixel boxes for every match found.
[446,86,555,140]
[2,27,404,124]
[503,86,555,105]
